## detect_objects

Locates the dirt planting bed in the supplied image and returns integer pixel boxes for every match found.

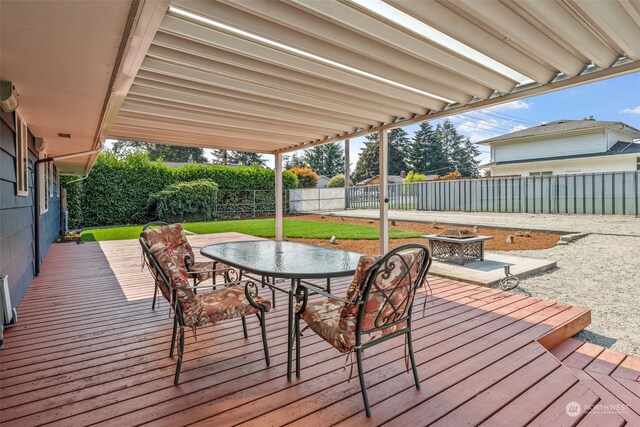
[287,214,562,255]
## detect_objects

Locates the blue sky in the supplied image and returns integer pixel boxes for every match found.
[319,71,640,168]
[106,72,640,168]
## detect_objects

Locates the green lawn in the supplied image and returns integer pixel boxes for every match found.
[79,218,422,242]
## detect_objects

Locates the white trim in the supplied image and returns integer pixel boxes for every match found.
[14,111,29,197]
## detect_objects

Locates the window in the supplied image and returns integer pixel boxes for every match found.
[15,111,28,196]
[40,155,49,214]
[530,171,552,177]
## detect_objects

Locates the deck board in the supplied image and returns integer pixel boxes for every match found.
[1,232,630,426]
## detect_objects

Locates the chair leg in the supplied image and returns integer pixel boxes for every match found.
[257,311,270,366]
[169,315,178,358]
[152,282,158,310]
[407,330,420,389]
[356,348,371,417]
[241,316,248,339]
[326,278,331,293]
[295,313,301,378]
[174,328,184,385]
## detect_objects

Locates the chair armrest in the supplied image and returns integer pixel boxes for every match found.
[299,281,356,305]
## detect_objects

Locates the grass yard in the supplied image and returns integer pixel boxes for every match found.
[79,218,422,242]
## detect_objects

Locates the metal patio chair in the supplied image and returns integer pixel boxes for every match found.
[294,244,432,416]
[141,223,240,308]
[140,236,271,384]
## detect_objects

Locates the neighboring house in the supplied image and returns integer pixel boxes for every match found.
[357,175,406,186]
[479,119,640,176]
[316,175,330,188]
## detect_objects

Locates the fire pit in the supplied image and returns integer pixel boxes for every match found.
[436,229,478,239]
[422,230,494,265]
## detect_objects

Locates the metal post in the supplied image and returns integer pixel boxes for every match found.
[379,130,389,255]
[344,139,350,209]
[275,153,283,241]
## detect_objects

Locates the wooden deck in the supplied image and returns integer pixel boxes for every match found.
[0,232,634,426]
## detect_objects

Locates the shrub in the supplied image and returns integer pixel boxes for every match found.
[148,179,219,222]
[435,171,463,181]
[327,174,353,188]
[289,167,318,188]
[403,171,427,183]
[62,152,300,227]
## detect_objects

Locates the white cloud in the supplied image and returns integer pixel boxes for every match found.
[488,100,533,111]
[621,106,640,114]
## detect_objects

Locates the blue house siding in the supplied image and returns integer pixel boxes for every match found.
[0,112,62,305]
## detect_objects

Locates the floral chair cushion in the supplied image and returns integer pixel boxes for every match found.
[300,249,427,353]
[142,224,225,283]
[149,241,270,329]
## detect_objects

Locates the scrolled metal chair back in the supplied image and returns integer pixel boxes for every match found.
[354,244,431,344]
[139,236,173,303]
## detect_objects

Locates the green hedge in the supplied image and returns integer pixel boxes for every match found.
[64,152,298,228]
[148,179,219,222]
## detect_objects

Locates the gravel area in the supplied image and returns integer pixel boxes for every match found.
[331,209,640,235]
[503,234,640,356]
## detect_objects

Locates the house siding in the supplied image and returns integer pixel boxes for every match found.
[491,155,637,176]
[493,130,604,163]
[0,112,62,305]
[606,130,633,150]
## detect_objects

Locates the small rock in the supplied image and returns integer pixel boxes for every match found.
[472,226,478,233]
[330,236,337,244]
[506,235,515,243]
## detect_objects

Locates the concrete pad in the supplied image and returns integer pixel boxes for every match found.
[428,252,556,287]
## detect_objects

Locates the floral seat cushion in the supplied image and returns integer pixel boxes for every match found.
[300,250,426,353]
[149,241,270,329]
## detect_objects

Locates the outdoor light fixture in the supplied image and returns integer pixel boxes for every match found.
[0,80,19,113]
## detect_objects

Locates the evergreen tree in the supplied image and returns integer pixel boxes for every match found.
[302,143,345,177]
[353,131,409,183]
[211,149,228,165]
[228,151,267,167]
[451,137,481,177]
[283,153,306,169]
[407,122,453,175]
[111,140,208,163]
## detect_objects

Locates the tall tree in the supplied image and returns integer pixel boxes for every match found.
[211,150,266,167]
[302,143,345,177]
[228,151,267,167]
[407,122,452,175]
[352,130,409,183]
[110,140,208,163]
[451,137,481,177]
[283,153,306,169]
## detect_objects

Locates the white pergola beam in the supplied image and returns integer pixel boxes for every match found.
[133,72,378,129]
[149,32,432,115]
[141,58,396,123]
[159,13,448,108]
[173,0,475,104]
[287,0,515,94]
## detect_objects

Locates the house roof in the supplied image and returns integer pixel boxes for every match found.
[479,119,640,145]
[357,175,405,185]
[3,1,640,175]
[491,141,640,166]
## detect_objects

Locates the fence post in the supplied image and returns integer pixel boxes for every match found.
[253,190,256,218]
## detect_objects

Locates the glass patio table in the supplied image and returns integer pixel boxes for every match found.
[201,240,362,380]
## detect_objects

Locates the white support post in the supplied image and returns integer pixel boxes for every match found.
[379,130,389,255]
[344,138,350,209]
[275,153,283,241]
